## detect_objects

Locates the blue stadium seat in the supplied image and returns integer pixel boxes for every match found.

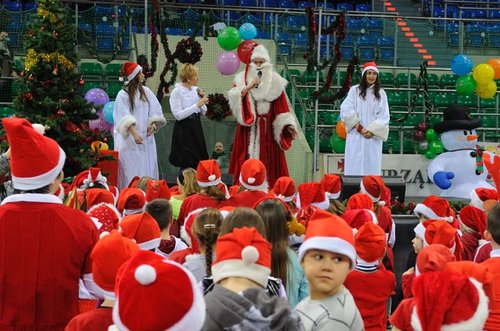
[24,2,38,10]
[357,34,377,46]
[355,3,372,11]
[165,27,183,35]
[378,36,395,47]
[448,33,459,47]
[491,10,500,19]
[286,15,307,32]
[262,0,279,7]
[346,17,364,32]
[468,34,485,47]
[256,30,271,39]
[240,0,257,7]
[317,2,335,10]
[343,34,354,46]
[380,48,394,62]
[366,18,383,32]
[97,38,114,52]
[298,1,314,8]
[224,12,241,23]
[340,46,354,59]
[490,35,500,47]
[279,0,297,8]
[3,1,22,11]
[447,5,459,18]
[337,2,354,11]
[96,23,115,34]
[433,5,444,17]
[95,5,114,17]
[446,22,458,33]
[78,22,92,33]
[359,48,375,61]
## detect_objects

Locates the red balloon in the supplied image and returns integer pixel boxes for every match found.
[237,40,258,64]
[413,130,425,142]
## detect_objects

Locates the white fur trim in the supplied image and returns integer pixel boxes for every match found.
[273,112,297,150]
[362,65,379,76]
[100,288,116,301]
[108,324,119,331]
[56,183,65,201]
[90,216,103,230]
[123,206,145,216]
[1,193,63,205]
[298,236,356,269]
[138,237,161,250]
[276,193,295,202]
[414,204,453,222]
[228,72,256,127]
[356,256,380,266]
[180,225,191,247]
[411,278,488,331]
[360,180,380,202]
[295,192,330,211]
[147,115,166,131]
[325,192,341,200]
[367,210,379,224]
[366,121,389,141]
[115,115,137,138]
[251,45,271,63]
[127,65,142,81]
[239,174,268,192]
[11,146,66,191]
[470,189,485,211]
[112,260,206,331]
[388,220,396,247]
[197,177,221,188]
[414,223,426,240]
[212,258,271,288]
[31,123,45,135]
[343,112,360,132]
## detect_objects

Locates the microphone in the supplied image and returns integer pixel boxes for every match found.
[254,70,262,88]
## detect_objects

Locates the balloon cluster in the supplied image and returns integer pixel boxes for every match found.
[216,23,258,75]
[413,121,444,159]
[84,88,114,132]
[330,120,347,153]
[452,55,499,99]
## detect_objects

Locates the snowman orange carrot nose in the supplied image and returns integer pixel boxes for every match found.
[467,135,478,141]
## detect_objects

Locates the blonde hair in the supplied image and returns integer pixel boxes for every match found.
[178,64,198,83]
[180,168,199,197]
[136,176,153,192]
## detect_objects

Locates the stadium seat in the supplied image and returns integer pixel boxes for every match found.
[482,115,497,128]
[165,27,184,35]
[83,81,102,93]
[106,82,123,99]
[279,0,297,9]
[337,2,354,11]
[439,74,457,88]
[456,94,477,108]
[80,62,103,78]
[380,48,394,62]
[240,0,257,6]
[395,73,417,87]
[433,93,455,108]
[427,73,440,87]
[355,3,372,11]
[359,48,375,61]
[286,15,307,32]
[298,1,314,9]
[105,63,123,78]
[97,38,114,52]
[379,72,394,86]
[340,46,354,60]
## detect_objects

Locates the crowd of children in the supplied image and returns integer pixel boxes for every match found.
[1,116,500,331]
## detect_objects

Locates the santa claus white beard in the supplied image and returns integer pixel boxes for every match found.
[247,62,275,101]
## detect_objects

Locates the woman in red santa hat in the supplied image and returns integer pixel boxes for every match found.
[340,61,389,176]
[113,62,166,190]
[227,44,298,187]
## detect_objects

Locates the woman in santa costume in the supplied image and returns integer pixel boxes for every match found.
[340,61,389,176]
[227,44,298,187]
[113,62,166,190]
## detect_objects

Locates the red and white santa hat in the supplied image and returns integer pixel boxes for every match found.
[180,208,206,251]
[414,220,458,253]
[445,261,494,300]
[251,44,271,63]
[145,179,171,203]
[346,192,375,211]
[458,205,487,238]
[296,182,330,210]
[219,206,236,219]
[273,176,296,202]
[410,270,488,331]
[239,158,268,191]
[85,188,115,209]
[119,212,161,250]
[298,209,356,268]
[362,61,379,76]
[196,160,221,187]
[360,175,389,206]
[119,61,142,82]
[2,118,65,190]
[415,244,456,276]
[355,222,386,265]
[113,250,206,331]
[414,195,454,223]
[211,226,272,288]
[470,187,498,212]
[82,167,109,190]
[320,173,342,200]
[342,208,378,231]
[91,230,139,300]
[88,202,121,233]
[116,188,146,216]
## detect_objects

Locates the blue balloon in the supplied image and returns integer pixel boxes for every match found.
[239,23,257,41]
[451,54,474,76]
[102,101,115,125]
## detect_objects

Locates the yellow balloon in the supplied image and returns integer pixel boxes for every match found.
[476,81,497,99]
[473,63,495,85]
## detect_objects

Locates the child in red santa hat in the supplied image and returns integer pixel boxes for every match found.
[458,204,487,261]
[228,158,269,208]
[320,173,344,216]
[271,176,298,214]
[119,212,161,251]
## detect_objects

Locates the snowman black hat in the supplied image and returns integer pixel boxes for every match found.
[434,105,481,134]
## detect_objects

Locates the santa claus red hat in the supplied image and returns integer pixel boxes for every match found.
[145,179,171,203]
[415,244,456,276]
[273,176,296,202]
[413,195,454,223]
[298,209,356,268]
[470,187,498,212]
[2,118,65,190]
[445,261,494,301]
[410,270,488,331]
[119,61,142,82]
[251,44,271,63]
[113,251,205,331]
[414,220,459,254]
[116,188,146,216]
[212,226,272,288]
[346,192,374,211]
[196,160,221,187]
[458,205,487,238]
[320,173,342,200]
[355,222,386,264]
[91,230,139,299]
[120,212,161,250]
[342,208,378,230]
[180,208,206,251]
[360,175,389,205]
[239,158,267,191]
[228,185,241,197]
[83,167,109,190]
[85,188,115,209]
[296,182,329,210]
[362,61,379,76]
[88,203,121,233]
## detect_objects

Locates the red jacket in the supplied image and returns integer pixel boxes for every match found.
[389,298,415,331]
[64,307,113,331]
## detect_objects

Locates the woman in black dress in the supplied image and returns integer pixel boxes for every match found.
[169,64,209,169]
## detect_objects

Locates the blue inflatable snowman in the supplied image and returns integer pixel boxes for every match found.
[428,105,494,198]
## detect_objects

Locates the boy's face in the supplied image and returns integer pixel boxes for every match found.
[412,236,424,253]
[215,142,224,152]
[301,249,351,300]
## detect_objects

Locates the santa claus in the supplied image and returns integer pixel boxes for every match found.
[227,44,298,187]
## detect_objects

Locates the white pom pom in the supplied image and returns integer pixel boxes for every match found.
[247,177,256,184]
[31,123,45,135]
[378,201,386,207]
[134,264,157,285]
[119,76,124,82]
[208,174,216,182]
[445,216,454,223]
[241,245,259,264]
[99,231,110,239]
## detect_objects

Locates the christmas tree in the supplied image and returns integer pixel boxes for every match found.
[13,0,111,176]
